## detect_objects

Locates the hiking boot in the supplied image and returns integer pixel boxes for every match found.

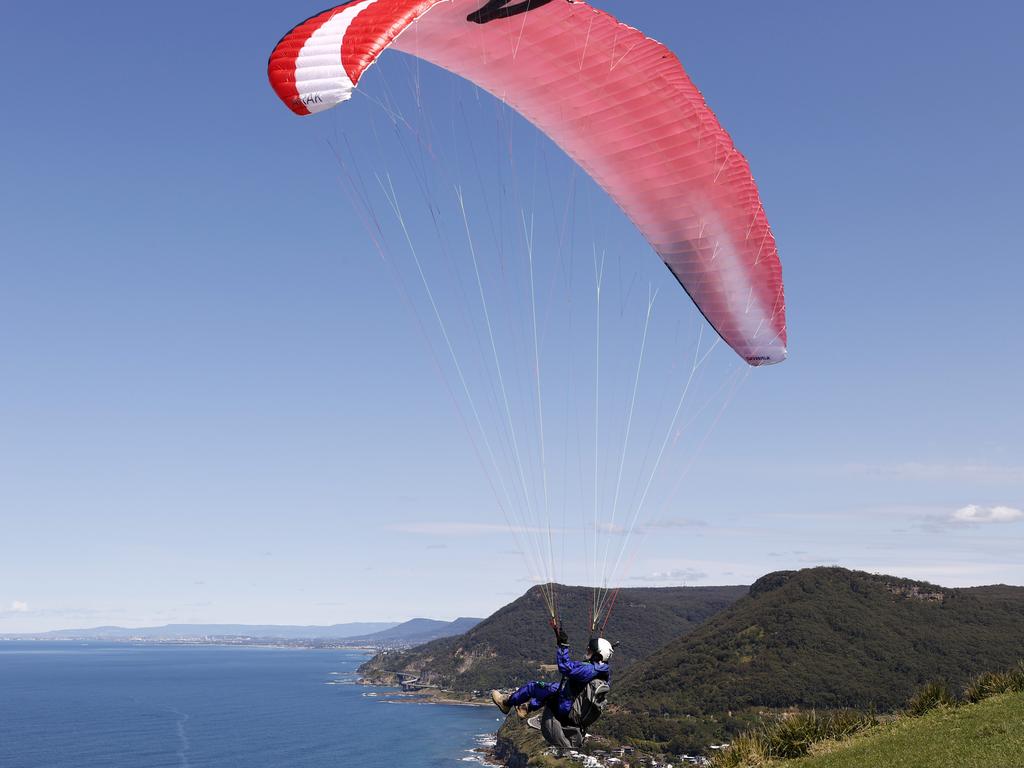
[515,703,531,719]
[490,690,512,714]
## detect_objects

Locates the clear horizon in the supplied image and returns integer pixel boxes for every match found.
[0,566,1006,634]
[3,1,1022,633]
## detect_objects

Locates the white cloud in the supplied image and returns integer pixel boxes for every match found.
[389,521,547,536]
[595,522,629,536]
[391,519,704,538]
[844,462,1024,484]
[642,517,707,531]
[631,568,707,583]
[10,601,29,613]
[951,505,1023,525]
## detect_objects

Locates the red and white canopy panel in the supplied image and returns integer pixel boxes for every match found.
[268,0,788,365]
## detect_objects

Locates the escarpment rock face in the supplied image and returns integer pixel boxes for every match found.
[361,644,501,688]
[493,732,530,768]
[358,583,748,692]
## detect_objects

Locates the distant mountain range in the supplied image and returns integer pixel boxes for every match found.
[4,617,481,643]
[8,623,400,641]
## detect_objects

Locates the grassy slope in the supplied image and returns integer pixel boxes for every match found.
[787,693,1024,768]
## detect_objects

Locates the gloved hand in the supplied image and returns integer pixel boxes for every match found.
[552,622,569,647]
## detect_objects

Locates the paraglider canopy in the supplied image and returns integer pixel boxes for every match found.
[268,0,787,366]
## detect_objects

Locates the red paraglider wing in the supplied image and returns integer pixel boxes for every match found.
[268,0,787,365]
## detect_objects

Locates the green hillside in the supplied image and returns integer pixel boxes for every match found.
[605,567,1024,750]
[359,583,747,691]
[783,692,1024,768]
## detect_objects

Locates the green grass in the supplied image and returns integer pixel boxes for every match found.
[784,692,1024,768]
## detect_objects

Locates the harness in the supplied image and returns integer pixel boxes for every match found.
[556,668,609,727]
[541,673,611,751]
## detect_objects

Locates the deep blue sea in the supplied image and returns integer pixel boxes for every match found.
[0,642,500,767]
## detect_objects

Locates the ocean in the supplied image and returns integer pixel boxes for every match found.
[0,642,500,767]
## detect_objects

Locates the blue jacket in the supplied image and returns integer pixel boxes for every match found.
[553,645,611,716]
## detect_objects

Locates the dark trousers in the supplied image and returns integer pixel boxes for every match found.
[508,681,560,712]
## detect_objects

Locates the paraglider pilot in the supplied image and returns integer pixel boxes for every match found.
[491,621,613,719]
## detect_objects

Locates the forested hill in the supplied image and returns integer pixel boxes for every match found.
[605,567,1024,747]
[358,583,747,691]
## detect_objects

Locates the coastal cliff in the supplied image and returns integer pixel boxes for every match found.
[493,732,529,768]
[493,717,572,768]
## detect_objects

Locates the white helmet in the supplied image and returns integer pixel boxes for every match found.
[588,637,614,663]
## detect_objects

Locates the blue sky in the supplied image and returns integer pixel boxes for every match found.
[2,1,1022,632]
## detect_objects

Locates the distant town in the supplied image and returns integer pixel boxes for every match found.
[549,745,727,768]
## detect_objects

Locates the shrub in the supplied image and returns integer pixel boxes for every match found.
[963,670,1015,703]
[764,713,825,759]
[766,710,875,758]
[710,710,875,766]
[1008,661,1024,692]
[709,733,769,768]
[906,681,957,716]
